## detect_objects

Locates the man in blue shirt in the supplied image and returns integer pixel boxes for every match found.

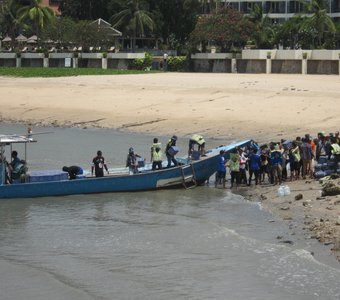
[215,150,227,188]
[248,148,261,186]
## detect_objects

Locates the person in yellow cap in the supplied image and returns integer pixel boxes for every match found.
[188,134,206,158]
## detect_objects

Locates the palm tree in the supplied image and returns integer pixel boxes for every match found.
[300,0,336,48]
[277,15,312,49]
[17,0,55,36]
[248,4,275,49]
[0,0,22,45]
[110,0,154,51]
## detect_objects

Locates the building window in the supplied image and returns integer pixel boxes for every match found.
[240,2,263,14]
[288,1,304,13]
[331,0,340,12]
[264,1,286,14]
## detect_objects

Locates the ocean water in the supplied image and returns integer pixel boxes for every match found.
[0,123,340,300]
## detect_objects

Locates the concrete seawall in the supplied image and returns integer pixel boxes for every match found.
[1,50,340,74]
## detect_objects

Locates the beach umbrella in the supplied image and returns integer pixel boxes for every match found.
[27,35,38,44]
[15,34,27,42]
[2,35,12,42]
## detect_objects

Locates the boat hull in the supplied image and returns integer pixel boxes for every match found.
[0,140,250,199]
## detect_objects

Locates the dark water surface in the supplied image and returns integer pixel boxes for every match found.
[0,124,340,300]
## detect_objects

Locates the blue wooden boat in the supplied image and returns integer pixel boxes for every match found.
[0,134,250,199]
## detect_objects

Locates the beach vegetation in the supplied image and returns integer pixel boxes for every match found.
[0,67,156,78]
[130,51,153,70]
[167,56,187,72]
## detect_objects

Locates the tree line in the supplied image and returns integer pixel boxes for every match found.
[1,0,339,53]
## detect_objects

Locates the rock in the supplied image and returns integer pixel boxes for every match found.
[316,196,326,200]
[322,181,340,196]
[295,193,303,200]
[260,194,267,200]
[280,206,290,210]
[279,240,294,245]
[303,200,311,206]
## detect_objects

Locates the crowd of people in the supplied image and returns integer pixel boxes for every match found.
[216,131,340,189]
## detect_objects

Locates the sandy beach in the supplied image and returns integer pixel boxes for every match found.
[1,73,339,142]
[1,72,340,261]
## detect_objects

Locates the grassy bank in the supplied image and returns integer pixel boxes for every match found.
[0,67,155,78]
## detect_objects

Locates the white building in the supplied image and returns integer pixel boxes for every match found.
[201,0,340,22]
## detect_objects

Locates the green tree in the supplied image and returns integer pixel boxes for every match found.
[59,0,111,21]
[300,0,336,48]
[331,23,340,49]
[40,17,76,48]
[17,0,55,35]
[276,15,312,49]
[248,4,276,49]
[110,0,155,51]
[189,8,253,52]
[72,20,109,50]
[148,0,200,53]
[0,0,22,44]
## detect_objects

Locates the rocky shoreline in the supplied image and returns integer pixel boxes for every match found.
[237,178,340,262]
